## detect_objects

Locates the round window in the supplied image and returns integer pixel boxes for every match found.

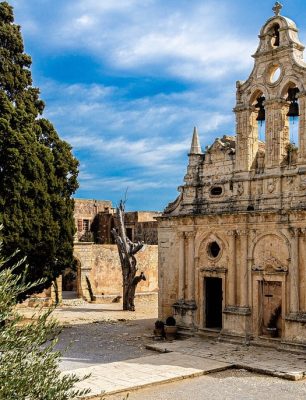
[269,65,282,84]
[210,186,223,196]
[208,241,221,258]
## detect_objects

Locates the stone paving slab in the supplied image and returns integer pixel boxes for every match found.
[146,338,306,381]
[66,351,232,398]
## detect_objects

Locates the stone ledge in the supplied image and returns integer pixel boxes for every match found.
[172,300,197,311]
[285,312,306,322]
[223,306,251,315]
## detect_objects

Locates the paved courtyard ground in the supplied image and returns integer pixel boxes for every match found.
[104,369,306,400]
[17,295,306,399]
[18,295,158,372]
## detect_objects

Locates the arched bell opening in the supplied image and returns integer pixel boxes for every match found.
[287,87,300,147]
[269,23,280,48]
[250,90,266,143]
[282,83,300,150]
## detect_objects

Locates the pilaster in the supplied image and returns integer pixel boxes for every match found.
[234,106,258,172]
[298,93,306,162]
[300,228,306,312]
[289,228,299,313]
[185,231,195,301]
[264,99,289,168]
[226,230,236,306]
[237,229,249,308]
[177,231,186,301]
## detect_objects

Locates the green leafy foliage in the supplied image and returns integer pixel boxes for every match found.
[0,2,79,298]
[0,241,90,399]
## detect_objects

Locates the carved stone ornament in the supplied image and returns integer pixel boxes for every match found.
[256,151,265,174]
[252,256,287,273]
[300,228,306,236]
[300,177,306,190]
[267,179,276,193]
[287,176,294,185]
[185,231,195,239]
[237,182,244,196]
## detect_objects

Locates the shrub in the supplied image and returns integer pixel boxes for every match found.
[0,239,90,399]
[165,316,176,326]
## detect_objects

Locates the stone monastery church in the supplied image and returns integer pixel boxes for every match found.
[158,3,306,347]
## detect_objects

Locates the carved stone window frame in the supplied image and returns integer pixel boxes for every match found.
[265,62,284,87]
[209,185,224,198]
[206,239,223,262]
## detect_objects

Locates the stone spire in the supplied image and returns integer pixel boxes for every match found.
[189,127,202,154]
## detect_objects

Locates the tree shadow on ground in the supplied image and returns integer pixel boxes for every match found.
[56,318,156,371]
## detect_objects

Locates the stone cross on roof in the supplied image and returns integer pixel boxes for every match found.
[272,2,282,16]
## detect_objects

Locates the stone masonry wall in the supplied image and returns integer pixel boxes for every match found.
[74,243,158,299]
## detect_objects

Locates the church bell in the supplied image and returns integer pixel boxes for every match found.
[286,88,300,118]
[255,96,265,122]
[256,107,266,122]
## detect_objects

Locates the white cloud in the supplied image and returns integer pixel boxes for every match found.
[13,0,256,83]
[40,81,234,169]
[79,175,169,193]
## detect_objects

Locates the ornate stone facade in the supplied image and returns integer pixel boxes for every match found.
[158,5,306,347]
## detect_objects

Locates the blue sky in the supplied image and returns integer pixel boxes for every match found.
[9,0,306,210]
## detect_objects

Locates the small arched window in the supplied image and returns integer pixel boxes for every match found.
[271,24,280,47]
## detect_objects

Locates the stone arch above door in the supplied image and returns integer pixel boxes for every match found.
[252,233,289,272]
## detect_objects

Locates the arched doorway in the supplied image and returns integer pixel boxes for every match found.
[62,258,80,300]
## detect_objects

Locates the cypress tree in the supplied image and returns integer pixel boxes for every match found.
[0,1,79,297]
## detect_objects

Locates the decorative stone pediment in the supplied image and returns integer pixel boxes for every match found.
[252,255,288,273]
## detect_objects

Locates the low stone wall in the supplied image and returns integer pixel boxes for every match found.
[74,243,158,300]
[89,244,158,296]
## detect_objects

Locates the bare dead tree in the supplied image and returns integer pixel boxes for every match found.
[111,201,146,311]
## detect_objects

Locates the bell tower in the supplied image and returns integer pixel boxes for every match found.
[234,2,306,172]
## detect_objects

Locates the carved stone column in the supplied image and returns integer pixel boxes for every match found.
[226,230,236,306]
[300,228,306,311]
[234,106,258,172]
[194,255,200,325]
[237,229,249,307]
[264,99,289,168]
[290,228,299,313]
[186,231,195,301]
[178,231,186,301]
[298,92,306,162]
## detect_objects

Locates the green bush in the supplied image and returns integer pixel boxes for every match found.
[0,241,90,399]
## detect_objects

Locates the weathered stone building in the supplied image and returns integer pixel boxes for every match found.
[158,4,306,347]
[74,199,160,245]
[74,199,113,242]
[71,199,160,302]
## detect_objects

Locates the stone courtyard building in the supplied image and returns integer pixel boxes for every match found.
[32,199,160,304]
[71,199,160,302]
[158,4,306,347]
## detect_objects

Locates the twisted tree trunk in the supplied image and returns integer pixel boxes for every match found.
[111,201,145,311]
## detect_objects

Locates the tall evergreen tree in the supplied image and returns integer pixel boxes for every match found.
[0,1,79,297]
